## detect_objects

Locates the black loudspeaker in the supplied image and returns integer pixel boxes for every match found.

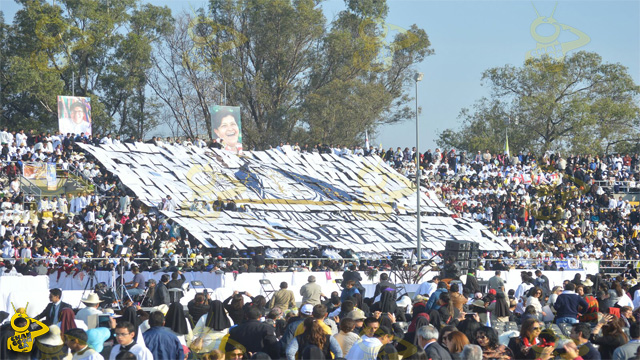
[442,240,479,275]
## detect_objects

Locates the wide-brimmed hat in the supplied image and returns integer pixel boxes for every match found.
[582,279,594,287]
[82,293,102,304]
[38,325,63,346]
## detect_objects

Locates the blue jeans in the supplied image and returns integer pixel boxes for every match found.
[128,288,143,297]
[556,316,578,325]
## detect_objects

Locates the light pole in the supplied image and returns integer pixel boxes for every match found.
[414,72,423,262]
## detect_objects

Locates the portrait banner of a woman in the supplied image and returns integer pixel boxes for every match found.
[57,96,92,136]
[210,105,242,152]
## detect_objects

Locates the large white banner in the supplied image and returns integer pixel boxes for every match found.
[78,143,511,254]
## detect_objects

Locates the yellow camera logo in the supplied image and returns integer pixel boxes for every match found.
[7,303,49,353]
[526,3,590,61]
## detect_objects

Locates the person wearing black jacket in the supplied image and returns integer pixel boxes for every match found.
[153,274,170,306]
[374,273,396,299]
[188,293,210,323]
[464,269,481,295]
[343,264,366,298]
[35,288,72,326]
[227,306,279,359]
[535,270,552,297]
[223,291,248,325]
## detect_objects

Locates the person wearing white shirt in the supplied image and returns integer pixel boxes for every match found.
[76,296,104,325]
[345,333,383,360]
[0,128,12,145]
[15,130,27,147]
[415,276,440,298]
[109,322,153,360]
[164,195,177,212]
[101,135,113,145]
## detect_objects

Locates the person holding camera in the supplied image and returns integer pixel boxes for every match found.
[590,314,629,360]
[188,293,210,323]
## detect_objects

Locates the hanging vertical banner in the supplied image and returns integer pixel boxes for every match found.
[210,105,242,152]
[57,96,92,136]
[46,163,57,190]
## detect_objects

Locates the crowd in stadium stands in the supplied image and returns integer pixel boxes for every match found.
[2,127,640,272]
[6,128,640,358]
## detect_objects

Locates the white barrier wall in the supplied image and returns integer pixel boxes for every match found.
[1,269,587,315]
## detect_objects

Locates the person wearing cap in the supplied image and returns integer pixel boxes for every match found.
[76,293,103,325]
[280,303,315,351]
[300,275,326,306]
[346,308,366,333]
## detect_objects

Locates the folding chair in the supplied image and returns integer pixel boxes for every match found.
[169,288,184,303]
[190,280,207,294]
[259,279,277,302]
[335,279,343,291]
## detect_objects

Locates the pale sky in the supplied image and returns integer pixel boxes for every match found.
[2,0,638,150]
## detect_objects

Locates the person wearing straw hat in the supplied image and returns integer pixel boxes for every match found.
[32,324,71,360]
[76,293,103,325]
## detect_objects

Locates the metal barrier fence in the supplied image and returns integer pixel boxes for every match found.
[593,180,640,194]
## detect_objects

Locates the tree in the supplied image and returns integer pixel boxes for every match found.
[1,0,172,138]
[437,52,640,155]
[193,0,431,148]
[147,12,222,140]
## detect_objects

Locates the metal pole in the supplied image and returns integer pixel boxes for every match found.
[414,73,423,262]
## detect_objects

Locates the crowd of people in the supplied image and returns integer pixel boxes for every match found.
[3,127,640,272]
[4,267,640,359]
[4,127,640,359]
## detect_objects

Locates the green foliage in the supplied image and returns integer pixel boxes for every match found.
[3,0,431,146]
[438,52,640,155]
[193,0,432,147]
[1,0,172,138]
